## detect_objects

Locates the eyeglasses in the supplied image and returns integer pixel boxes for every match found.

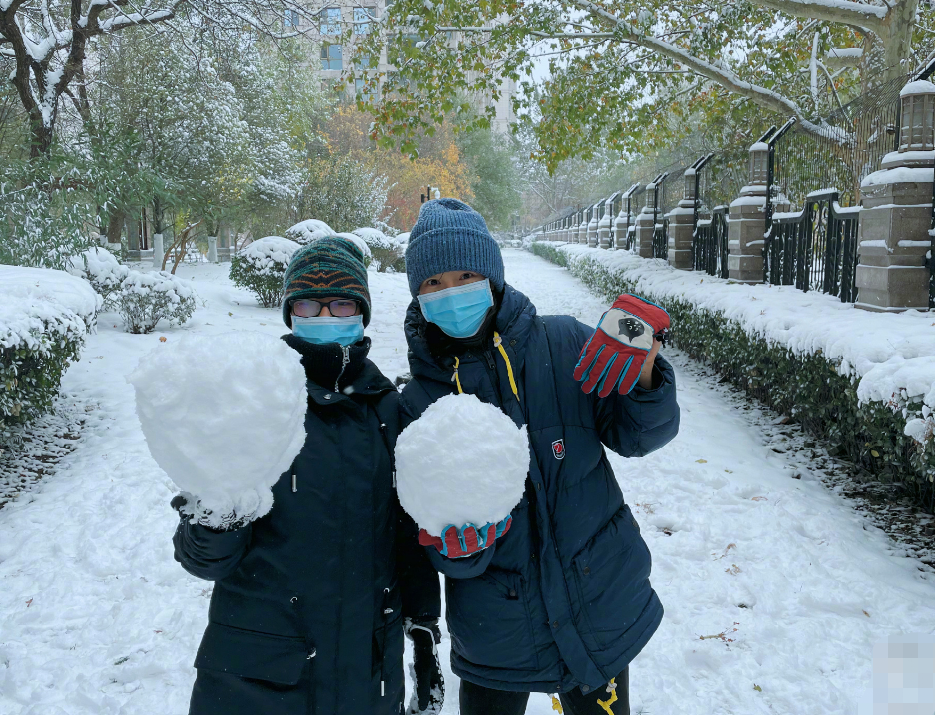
[291,299,360,318]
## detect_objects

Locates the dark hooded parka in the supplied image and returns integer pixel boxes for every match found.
[399,285,679,695]
[174,335,440,715]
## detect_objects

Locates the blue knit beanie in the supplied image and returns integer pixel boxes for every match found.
[405,198,505,297]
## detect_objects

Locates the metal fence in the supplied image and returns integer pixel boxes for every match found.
[693,207,730,278]
[765,190,861,300]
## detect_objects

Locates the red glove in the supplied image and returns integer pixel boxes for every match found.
[418,517,512,559]
[574,294,670,398]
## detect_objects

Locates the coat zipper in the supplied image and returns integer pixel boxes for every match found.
[335,345,350,393]
[379,586,393,697]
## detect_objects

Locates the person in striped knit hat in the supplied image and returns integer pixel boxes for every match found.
[174,235,444,715]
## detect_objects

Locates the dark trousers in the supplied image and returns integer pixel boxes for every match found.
[459,669,629,715]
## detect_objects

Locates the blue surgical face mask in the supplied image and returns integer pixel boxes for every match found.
[418,279,494,339]
[292,315,364,347]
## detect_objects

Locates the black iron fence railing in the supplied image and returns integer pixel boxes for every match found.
[764,190,860,301]
[693,206,730,278]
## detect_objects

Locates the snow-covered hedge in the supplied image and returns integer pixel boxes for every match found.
[530,241,935,511]
[285,219,333,246]
[116,270,197,334]
[353,227,405,273]
[66,247,130,308]
[229,236,301,308]
[1,266,101,429]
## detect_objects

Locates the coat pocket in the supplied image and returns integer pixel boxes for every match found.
[446,569,540,672]
[571,504,653,651]
[194,622,311,685]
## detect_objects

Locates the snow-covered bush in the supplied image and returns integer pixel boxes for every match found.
[531,242,935,511]
[285,219,333,246]
[229,236,301,308]
[65,247,130,308]
[130,332,307,529]
[1,266,101,429]
[116,270,197,334]
[353,227,405,273]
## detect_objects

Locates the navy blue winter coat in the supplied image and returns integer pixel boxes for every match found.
[399,286,679,694]
[174,337,440,715]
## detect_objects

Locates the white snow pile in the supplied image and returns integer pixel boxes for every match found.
[396,231,411,245]
[237,236,301,275]
[66,246,130,304]
[333,231,373,259]
[0,265,101,351]
[395,393,529,536]
[129,332,308,527]
[286,219,334,245]
[549,242,935,446]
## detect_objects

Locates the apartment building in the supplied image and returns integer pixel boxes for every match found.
[290,2,516,133]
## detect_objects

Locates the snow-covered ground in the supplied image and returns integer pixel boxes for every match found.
[1,250,933,714]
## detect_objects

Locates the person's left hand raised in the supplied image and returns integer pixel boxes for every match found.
[574,294,669,397]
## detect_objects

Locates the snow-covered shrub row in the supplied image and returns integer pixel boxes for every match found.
[353,227,405,273]
[117,270,197,334]
[229,236,301,308]
[0,266,101,429]
[66,247,130,308]
[531,241,935,510]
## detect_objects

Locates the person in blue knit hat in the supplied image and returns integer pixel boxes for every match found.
[399,199,681,715]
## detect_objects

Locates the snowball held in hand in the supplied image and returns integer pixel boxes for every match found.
[130,332,307,524]
[395,393,529,536]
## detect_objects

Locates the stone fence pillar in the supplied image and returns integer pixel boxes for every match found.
[635,184,657,258]
[207,236,219,263]
[598,200,613,249]
[587,205,599,247]
[152,233,165,269]
[855,80,935,311]
[668,168,698,269]
[577,210,589,244]
[613,203,629,250]
[728,141,770,282]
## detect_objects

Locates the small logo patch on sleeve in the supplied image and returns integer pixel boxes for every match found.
[552,439,565,460]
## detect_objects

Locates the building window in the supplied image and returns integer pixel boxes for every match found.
[320,43,342,70]
[285,9,300,27]
[355,54,375,70]
[355,78,375,102]
[320,7,341,35]
[354,7,373,34]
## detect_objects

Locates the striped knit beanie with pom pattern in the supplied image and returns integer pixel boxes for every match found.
[281,236,371,328]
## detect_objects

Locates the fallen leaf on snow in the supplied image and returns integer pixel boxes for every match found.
[696,459,707,463]
[159,337,167,343]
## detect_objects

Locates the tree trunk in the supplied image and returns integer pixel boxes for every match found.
[106,211,126,244]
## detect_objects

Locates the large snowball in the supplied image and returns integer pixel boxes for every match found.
[396,394,529,536]
[130,332,307,526]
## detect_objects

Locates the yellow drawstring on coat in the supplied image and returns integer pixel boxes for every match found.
[550,695,563,712]
[493,332,519,402]
[597,678,618,714]
[452,357,463,394]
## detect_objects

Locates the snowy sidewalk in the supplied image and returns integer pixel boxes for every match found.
[1,249,934,714]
